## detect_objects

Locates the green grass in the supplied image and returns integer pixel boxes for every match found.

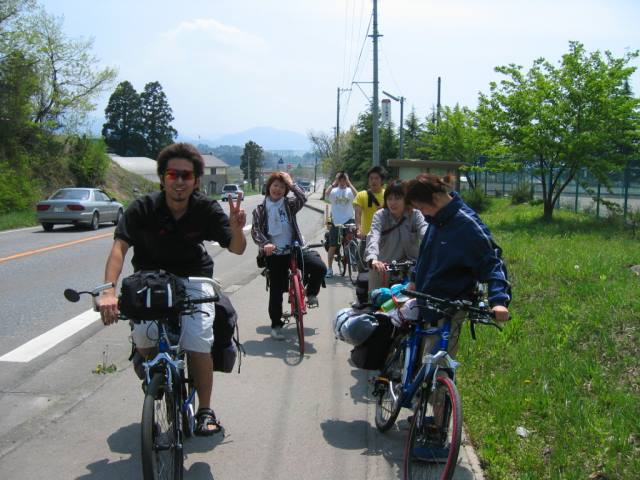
[0,210,38,230]
[457,200,640,479]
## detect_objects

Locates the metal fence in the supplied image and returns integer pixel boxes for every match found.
[461,162,640,220]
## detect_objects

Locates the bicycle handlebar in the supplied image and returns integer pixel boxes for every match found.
[400,289,502,328]
[384,260,416,272]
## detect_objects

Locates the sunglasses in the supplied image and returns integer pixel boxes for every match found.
[164,169,195,181]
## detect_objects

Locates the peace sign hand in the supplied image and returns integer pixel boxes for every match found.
[228,195,246,230]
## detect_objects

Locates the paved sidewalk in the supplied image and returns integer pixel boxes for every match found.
[303,191,486,479]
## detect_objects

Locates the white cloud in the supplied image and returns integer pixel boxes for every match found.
[162,18,268,51]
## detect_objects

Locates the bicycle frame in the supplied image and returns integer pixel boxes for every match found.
[393,318,459,410]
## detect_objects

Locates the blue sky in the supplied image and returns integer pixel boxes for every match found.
[39,0,640,141]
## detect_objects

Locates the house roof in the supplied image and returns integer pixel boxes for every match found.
[202,154,229,168]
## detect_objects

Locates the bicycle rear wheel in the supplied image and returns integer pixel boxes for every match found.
[180,377,195,438]
[291,276,305,355]
[403,376,462,480]
[141,371,183,480]
[374,336,406,432]
[336,244,346,276]
[346,240,359,284]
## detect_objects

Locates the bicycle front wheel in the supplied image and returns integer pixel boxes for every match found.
[291,276,305,355]
[403,376,462,480]
[374,336,406,432]
[347,240,359,284]
[141,372,183,480]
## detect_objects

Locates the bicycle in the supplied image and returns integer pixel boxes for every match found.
[331,223,360,284]
[64,276,218,480]
[260,241,323,355]
[371,287,502,480]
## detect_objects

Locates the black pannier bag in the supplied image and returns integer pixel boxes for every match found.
[355,271,369,305]
[350,314,395,370]
[212,293,244,373]
[119,270,187,321]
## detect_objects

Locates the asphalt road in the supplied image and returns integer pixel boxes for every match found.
[0,192,484,480]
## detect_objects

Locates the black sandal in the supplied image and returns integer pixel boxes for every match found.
[195,408,222,436]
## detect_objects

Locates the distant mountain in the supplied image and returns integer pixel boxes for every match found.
[210,127,311,151]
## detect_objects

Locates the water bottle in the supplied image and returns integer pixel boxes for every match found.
[380,297,397,312]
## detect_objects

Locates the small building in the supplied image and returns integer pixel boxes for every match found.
[201,154,229,195]
[387,159,468,191]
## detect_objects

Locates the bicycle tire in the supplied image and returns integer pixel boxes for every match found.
[336,243,346,276]
[291,275,305,355]
[347,240,359,284]
[141,371,183,480]
[403,376,462,480]
[374,336,406,432]
[181,377,195,438]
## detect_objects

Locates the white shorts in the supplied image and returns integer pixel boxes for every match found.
[130,280,215,353]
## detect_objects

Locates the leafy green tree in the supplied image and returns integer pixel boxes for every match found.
[0,49,38,153]
[69,135,110,186]
[18,9,116,129]
[140,81,177,159]
[240,140,264,189]
[477,41,640,219]
[403,108,424,159]
[102,81,145,156]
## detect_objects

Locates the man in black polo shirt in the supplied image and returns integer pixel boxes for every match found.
[99,142,246,436]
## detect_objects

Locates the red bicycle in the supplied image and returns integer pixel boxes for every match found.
[262,241,322,355]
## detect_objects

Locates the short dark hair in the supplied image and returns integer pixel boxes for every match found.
[383,179,406,208]
[405,174,452,205]
[336,171,347,181]
[367,165,387,181]
[156,143,204,178]
[265,172,290,196]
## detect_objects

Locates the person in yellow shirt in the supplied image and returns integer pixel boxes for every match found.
[353,165,386,270]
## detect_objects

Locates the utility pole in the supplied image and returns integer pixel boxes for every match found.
[336,87,352,166]
[314,155,318,192]
[437,76,442,126]
[383,90,405,160]
[371,0,381,166]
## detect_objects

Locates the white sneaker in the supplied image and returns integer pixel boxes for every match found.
[270,327,285,340]
[307,295,319,307]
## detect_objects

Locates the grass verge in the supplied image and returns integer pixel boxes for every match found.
[457,200,639,479]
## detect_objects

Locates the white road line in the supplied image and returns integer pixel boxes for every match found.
[0,309,99,363]
[0,223,254,363]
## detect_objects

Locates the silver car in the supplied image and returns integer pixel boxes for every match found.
[36,188,124,231]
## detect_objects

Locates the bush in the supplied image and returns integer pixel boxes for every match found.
[511,182,533,204]
[461,188,491,213]
[0,156,40,213]
[69,136,110,187]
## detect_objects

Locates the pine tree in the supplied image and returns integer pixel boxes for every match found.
[140,81,177,159]
[102,81,145,156]
[240,141,264,189]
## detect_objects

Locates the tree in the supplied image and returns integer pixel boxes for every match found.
[478,41,640,220]
[403,108,425,159]
[240,140,264,189]
[68,135,110,186]
[140,81,177,159]
[16,9,116,130]
[102,81,145,156]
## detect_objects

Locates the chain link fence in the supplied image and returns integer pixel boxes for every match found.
[461,161,640,221]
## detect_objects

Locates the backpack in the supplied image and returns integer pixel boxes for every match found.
[211,293,245,373]
[119,270,187,321]
[350,314,395,370]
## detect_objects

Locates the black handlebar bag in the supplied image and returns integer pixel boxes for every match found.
[119,270,187,321]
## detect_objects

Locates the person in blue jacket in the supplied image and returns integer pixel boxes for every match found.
[405,173,511,357]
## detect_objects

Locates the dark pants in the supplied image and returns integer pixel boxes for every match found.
[266,250,326,328]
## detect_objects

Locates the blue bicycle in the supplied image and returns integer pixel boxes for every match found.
[64,276,218,480]
[372,287,501,480]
